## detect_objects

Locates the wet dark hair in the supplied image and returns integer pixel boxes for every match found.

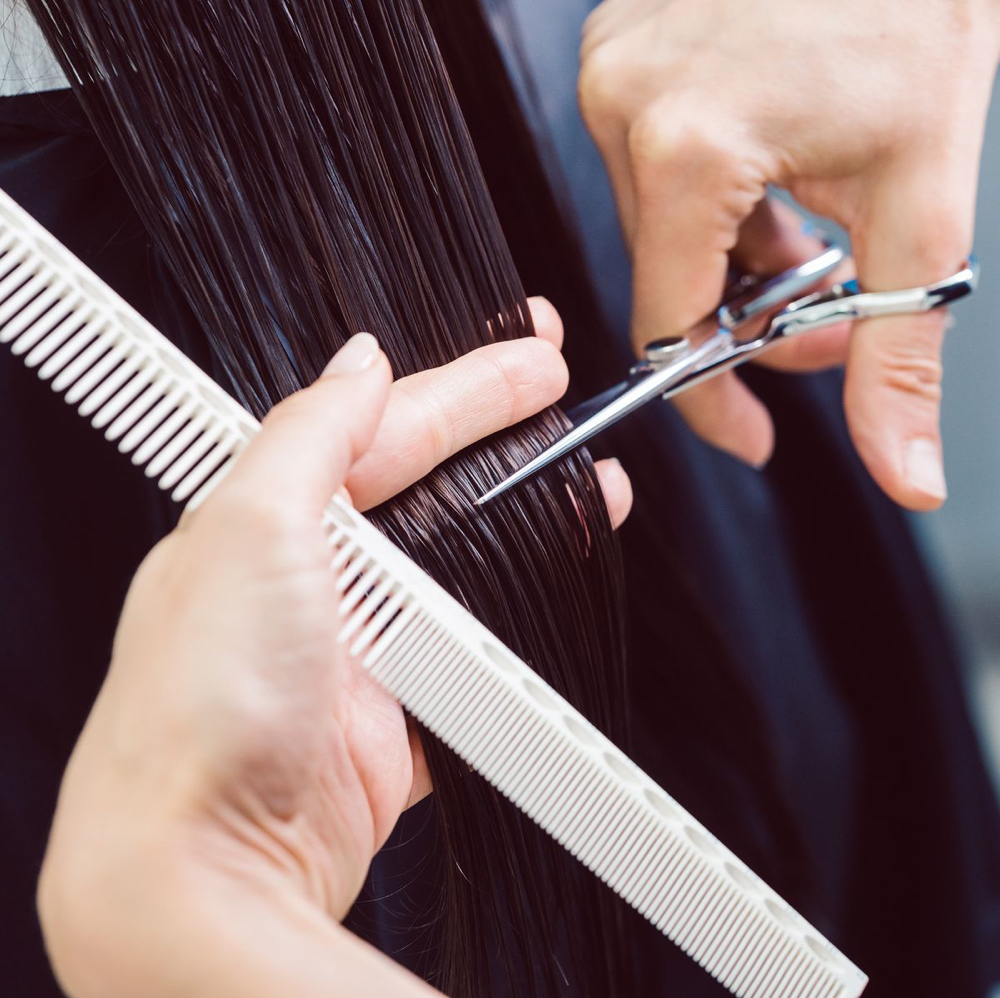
[28,1,634,994]
[27,0,818,992]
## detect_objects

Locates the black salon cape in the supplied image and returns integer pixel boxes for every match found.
[2,90,998,997]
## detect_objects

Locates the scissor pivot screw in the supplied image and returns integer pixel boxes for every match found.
[645,336,692,366]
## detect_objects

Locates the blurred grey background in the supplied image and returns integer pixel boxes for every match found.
[921,73,1000,793]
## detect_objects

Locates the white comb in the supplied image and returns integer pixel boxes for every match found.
[0,186,866,998]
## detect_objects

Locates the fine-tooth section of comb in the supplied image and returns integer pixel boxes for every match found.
[0,186,867,998]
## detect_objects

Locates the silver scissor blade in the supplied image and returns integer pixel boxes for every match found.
[565,376,640,426]
[475,331,734,505]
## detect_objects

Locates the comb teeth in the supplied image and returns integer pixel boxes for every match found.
[320,504,867,998]
[0,195,260,510]
[0,186,867,998]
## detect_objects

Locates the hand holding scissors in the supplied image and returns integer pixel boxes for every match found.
[478,247,978,504]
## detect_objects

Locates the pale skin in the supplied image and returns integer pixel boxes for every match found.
[38,304,629,998]
[579,0,1000,509]
[40,4,1000,993]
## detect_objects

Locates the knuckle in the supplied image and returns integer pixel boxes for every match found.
[912,213,971,276]
[260,390,307,430]
[580,4,607,49]
[626,109,725,174]
[481,339,565,427]
[626,108,676,166]
[513,339,568,401]
[393,376,454,466]
[877,350,943,403]
[578,42,626,126]
[626,109,771,234]
[484,350,523,427]
[420,386,455,465]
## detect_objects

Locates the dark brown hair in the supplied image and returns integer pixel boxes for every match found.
[28,1,634,994]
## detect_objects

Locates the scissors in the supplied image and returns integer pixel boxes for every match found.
[476,245,979,505]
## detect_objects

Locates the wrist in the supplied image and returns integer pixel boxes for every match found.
[39,758,371,998]
[39,793,372,998]
[38,817,186,998]
[41,831,436,998]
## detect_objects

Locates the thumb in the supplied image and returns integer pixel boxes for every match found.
[218,333,393,515]
[844,164,975,511]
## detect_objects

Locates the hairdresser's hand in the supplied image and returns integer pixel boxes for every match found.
[40,334,442,998]
[349,296,632,526]
[580,0,1000,509]
[39,310,619,998]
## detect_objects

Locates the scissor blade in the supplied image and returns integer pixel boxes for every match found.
[474,405,631,506]
[565,376,639,426]
[475,332,733,505]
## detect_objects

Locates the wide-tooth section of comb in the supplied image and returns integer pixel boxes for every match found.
[0,186,867,998]
[0,191,260,509]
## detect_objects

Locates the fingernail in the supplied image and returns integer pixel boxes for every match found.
[323,333,379,375]
[904,437,947,501]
